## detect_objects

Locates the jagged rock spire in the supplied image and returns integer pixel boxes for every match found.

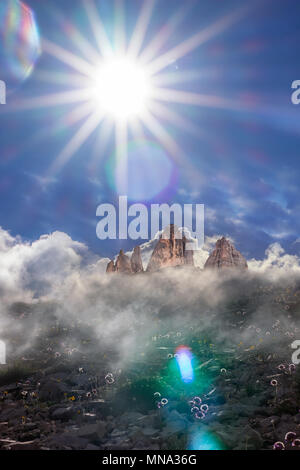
[131,246,144,273]
[106,246,144,274]
[115,250,132,273]
[106,260,115,273]
[146,224,194,272]
[204,237,248,269]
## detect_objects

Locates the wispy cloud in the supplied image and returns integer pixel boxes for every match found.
[25,172,58,192]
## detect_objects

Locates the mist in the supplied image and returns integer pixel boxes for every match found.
[0,225,298,373]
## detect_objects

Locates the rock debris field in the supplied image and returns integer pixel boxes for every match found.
[0,269,300,451]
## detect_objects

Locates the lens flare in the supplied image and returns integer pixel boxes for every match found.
[4,0,255,177]
[105,139,177,201]
[188,430,226,450]
[175,345,194,383]
[0,0,41,88]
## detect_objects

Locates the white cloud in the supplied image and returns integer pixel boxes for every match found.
[25,171,57,192]
[248,242,300,275]
[0,224,299,309]
[0,228,109,303]
[0,226,300,369]
[0,227,17,252]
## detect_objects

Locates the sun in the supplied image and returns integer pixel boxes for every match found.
[10,0,248,174]
[92,57,152,120]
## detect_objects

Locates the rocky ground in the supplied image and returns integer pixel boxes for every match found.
[0,280,300,451]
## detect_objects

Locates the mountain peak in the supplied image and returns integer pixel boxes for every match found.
[131,246,144,273]
[146,224,194,272]
[106,246,144,274]
[204,237,248,270]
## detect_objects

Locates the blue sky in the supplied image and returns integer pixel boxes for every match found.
[1,0,300,260]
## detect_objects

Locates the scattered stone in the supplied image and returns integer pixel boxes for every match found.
[51,406,74,421]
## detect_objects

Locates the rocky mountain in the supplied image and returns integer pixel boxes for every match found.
[106,247,144,274]
[106,260,115,273]
[106,225,194,273]
[146,225,194,272]
[131,246,144,273]
[204,237,248,270]
[115,250,132,273]
[106,230,248,273]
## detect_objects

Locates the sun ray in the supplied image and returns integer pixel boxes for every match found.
[141,110,203,182]
[147,6,250,75]
[64,20,102,65]
[49,109,105,175]
[46,3,102,66]
[151,88,241,111]
[5,1,261,182]
[115,119,128,195]
[7,88,94,111]
[149,100,204,138]
[127,0,156,59]
[0,100,97,167]
[129,116,146,142]
[42,38,95,77]
[141,110,184,165]
[151,69,203,88]
[89,116,114,173]
[61,100,96,127]
[83,0,114,58]
[138,4,190,65]
[34,69,89,88]
[114,0,126,55]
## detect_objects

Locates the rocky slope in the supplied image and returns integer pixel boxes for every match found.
[0,280,299,450]
[106,234,249,273]
[115,250,132,274]
[106,248,144,274]
[0,319,299,451]
[204,237,248,270]
[106,232,249,272]
[130,246,144,273]
[106,260,115,273]
[106,225,194,273]
[147,225,194,272]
